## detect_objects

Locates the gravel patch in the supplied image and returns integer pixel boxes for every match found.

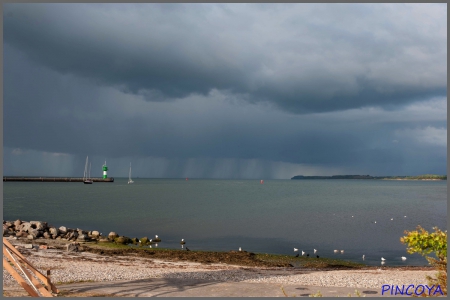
[3,241,434,289]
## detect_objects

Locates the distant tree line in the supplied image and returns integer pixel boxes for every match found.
[291,174,447,180]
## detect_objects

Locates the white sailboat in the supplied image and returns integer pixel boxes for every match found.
[128,163,134,184]
[83,156,93,184]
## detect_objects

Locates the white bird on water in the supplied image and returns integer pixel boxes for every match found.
[302,251,305,256]
[401,256,407,261]
[155,235,158,239]
[340,250,344,254]
[239,247,242,252]
[314,249,317,254]
[294,248,298,252]
[334,250,339,253]
[381,257,386,261]
[391,218,394,221]
[362,255,365,260]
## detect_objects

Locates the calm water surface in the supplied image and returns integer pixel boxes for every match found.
[3,179,447,266]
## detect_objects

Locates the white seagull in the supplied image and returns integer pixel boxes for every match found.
[401,256,407,261]
[334,250,339,253]
[381,257,386,261]
[150,239,152,242]
[294,248,298,252]
[239,247,242,251]
[155,235,158,239]
[341,250,344,254]
[404,216,407,218]
[391,218,394,221]
[314,249,317,254]
[302,251,306,256]
[362,255,365,260]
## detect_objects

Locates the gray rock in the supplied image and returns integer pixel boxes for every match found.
[28,229,39,238]
[20,222,32,232]
[49,227,59,237]
[59,226,67,234]
[14,219,22,228]
[4,221,13,228]
[108,232,118,241]
[30,221,44,231]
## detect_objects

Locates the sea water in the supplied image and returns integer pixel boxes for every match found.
[3,179,447,266]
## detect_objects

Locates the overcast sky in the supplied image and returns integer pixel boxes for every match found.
[3,3,447,178]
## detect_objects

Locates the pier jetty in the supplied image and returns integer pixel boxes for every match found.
[3,177,114,182]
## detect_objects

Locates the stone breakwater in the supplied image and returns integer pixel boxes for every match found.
[2,219,160,245]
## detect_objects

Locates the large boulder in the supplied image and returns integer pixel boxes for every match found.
[59,226,67,234]
[20,222,32,233]
[114,236,131,244]
[30,221,44,231]
[108,232,118,241]
[28,229,39,239]
[49,227,59,237]
[14,219,22,228]
[139,237,150,244]
[91,231,100,238]
[4,221,13,228]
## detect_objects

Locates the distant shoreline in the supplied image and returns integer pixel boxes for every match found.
[291,175,447,180]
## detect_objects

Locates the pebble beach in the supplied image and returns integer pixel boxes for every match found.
[3,236,435,296]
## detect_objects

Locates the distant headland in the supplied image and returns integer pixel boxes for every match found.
[291,174,447,180]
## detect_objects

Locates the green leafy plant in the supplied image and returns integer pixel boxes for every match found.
[400,226,447,296]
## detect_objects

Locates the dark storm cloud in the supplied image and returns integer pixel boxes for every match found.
[4,3,446,113]
[3,3,447,178]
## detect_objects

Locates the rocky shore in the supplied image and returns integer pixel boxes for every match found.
[3,220,436,297]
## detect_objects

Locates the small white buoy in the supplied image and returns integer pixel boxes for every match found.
[294,248,298,252]
[401,256,407,261]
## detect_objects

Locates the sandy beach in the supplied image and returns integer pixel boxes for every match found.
[3,237,436,297]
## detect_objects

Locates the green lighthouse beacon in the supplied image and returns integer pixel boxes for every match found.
[102,161,108,179]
